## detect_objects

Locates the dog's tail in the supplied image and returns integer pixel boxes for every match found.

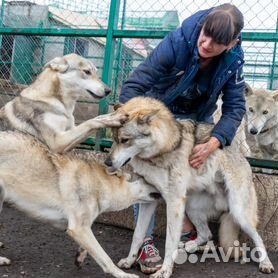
[219,213,241,260]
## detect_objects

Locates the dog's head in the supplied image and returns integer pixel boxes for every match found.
[44,53,111,101]
[105,97,180,173]
[245,84,278,135]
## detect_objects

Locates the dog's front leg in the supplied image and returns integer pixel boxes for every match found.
[92,111,128,128]
[67,225,139,278]
[40,112,127,153]
[118,202,157,270]
[150,197,186,278]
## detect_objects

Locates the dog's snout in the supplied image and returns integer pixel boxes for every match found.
[104,157,113,167]
[104,87,111,96]
[250,127,258,135]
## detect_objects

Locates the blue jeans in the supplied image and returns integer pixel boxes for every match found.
[133,204,156,238]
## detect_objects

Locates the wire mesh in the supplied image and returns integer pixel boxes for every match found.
[1,0,278,166]
[0,34,106,124]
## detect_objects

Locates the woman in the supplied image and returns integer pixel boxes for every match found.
[119,3,245,274]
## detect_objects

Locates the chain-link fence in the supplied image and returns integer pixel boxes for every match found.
[1,0,278,168]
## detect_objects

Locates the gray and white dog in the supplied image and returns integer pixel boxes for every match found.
[0,53,126,153]
[245,84,278,160]
[0,131,158,278]
[106,97,274,278]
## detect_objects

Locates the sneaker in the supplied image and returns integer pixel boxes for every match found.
[180,229,197,242]
[136,237,163,274]
[178,229,197,249]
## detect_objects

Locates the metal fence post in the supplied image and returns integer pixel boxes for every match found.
[0,0,4,27]
[113,0,127,103]
[269,14,278,90]
[0,0,5,49]
[95,0,121,151]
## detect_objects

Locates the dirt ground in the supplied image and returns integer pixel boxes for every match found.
[0,205,277,278]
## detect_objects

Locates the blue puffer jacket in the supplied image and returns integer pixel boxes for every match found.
[120,8,246,147]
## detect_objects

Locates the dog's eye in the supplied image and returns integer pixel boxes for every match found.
[262,110,268,115]
[143,132,150,137]
[120,138,129,144]
[83,69,91,75]
[249,107,254,113]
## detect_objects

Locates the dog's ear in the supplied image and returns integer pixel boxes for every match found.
[272,90,278,102]
[114,103,123,111]
[44,57,69,73]
[245,82,253,96]
[138,109,160,125]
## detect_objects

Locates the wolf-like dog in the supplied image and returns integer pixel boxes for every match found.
[245,84,278,160]
[0,53,126,153]
[105,97,274,278]
[0,131,160,278]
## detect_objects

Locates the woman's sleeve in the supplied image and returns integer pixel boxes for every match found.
[211,65,246,147]
[119,31,178,103]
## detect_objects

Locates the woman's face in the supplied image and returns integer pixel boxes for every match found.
[197,28,236,59]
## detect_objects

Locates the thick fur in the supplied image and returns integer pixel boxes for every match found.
[245,85,278,160]
[107,97,274,278]
[213,98,251,157]
[0,53,126,153]
[0,131,159,278]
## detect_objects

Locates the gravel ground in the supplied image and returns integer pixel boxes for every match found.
[0,205,277,278]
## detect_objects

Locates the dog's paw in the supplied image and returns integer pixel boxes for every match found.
[150,268,172,278]
[120,274,139,278]
[117,258,133,269]
[74,249,88,268]
[259,260,275,274]
[109,112,129,126]
[96,112,128,127]
[0,256,11,265]
[184,240,198,253]
[115,270,139,278]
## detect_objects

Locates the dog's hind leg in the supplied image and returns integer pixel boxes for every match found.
[118,202,157,270]
[67,219,139,278]
[219,213,241,260]
[0,184,11,266]
[227,184,274,274]
[184,194,213,252]
[231,216,274,273]
[184,213,213,252]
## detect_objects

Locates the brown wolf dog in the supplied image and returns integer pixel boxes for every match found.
[106,97,274,278]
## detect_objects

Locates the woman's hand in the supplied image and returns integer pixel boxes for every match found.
[189,137,221,169]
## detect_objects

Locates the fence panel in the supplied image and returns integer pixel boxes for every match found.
[1,0,278,168]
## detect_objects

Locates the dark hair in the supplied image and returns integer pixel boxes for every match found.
[203,3,244,46]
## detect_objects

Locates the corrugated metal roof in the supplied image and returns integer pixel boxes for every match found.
[49,7,148,57]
